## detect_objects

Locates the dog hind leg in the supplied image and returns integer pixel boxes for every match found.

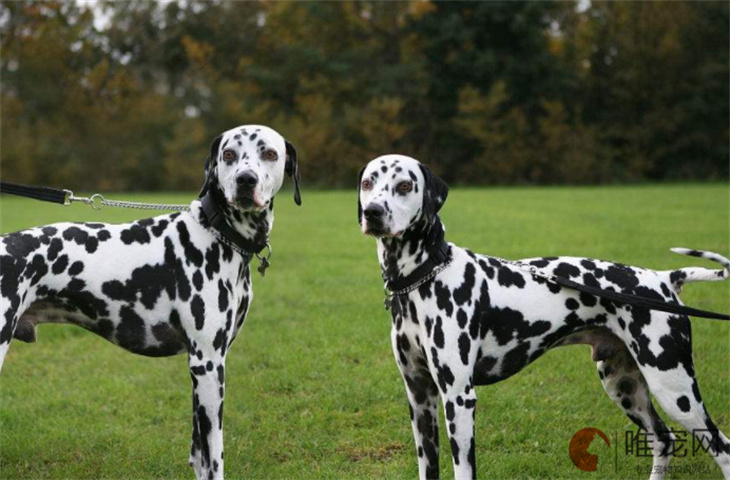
[629,313,730,479]
[0,302,20,377]
[596,345,674,480]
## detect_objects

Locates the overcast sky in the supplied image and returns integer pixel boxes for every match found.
[76,0,593,32]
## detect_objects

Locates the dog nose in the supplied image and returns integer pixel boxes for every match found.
[363,203,385,220]
[236,171,258,188]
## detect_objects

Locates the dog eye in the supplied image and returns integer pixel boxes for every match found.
[222,150,236,162]
[262,149,278,161]
[397,181,412,193]
[361,179,373,191]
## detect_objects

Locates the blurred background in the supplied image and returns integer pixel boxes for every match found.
[1,0,728,191]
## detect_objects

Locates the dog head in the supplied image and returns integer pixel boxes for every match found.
[199,125,301,211]
[358,155,448,238]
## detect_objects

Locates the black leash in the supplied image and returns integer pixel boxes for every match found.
[384,249,730,320]
[550,273,730,320]
[0,181,68,204]
[508,258,730,320]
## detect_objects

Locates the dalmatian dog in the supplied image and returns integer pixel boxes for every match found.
[358,154,730,480]
[0,125,301,480]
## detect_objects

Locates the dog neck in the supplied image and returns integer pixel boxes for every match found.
[377,217,448,284]
[195,187,274,250]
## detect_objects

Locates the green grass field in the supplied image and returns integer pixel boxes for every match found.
[0,184,728,479]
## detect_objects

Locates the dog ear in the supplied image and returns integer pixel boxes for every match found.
[357,165,366,226]
[198,134,223,198]
[284,140,301,206]
[418,163,449,223]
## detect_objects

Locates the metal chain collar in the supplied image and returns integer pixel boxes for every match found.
[64,190,190,212]
[383,257,454,310]
[386,257,455,296]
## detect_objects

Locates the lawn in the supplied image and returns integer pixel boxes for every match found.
[0,184,728,479]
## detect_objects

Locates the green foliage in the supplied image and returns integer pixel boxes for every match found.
[1,1,727,189]
[0,185,728,479]
[456,83,611,184]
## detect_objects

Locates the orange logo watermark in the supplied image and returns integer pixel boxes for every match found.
[569,428,611,472]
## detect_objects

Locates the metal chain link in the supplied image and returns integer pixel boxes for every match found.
[383,256,455,310]
[485,255,559,284]
[100,198,191,211]
[387,257,455,296]
[64,190,190,212]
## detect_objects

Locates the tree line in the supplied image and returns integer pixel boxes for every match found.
[1,1,727,191]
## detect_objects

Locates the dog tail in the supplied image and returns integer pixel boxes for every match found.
[666,248,730,292]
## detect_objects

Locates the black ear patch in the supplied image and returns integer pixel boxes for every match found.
[198,135,223,198]
[418,163,449,223]
[285,140,302,206]
[357,165,366,226]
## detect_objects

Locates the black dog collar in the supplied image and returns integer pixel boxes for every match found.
[382,241,451,311]
[382,219,453,303]
[384,242,452,294]
[199,192,271,275]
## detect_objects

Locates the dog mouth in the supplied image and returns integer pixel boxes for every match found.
[363,222,403,238]
[231,193,268,211]
[364,228,386,237]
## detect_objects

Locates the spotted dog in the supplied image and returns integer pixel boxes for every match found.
[0,125,301,480]
[358,154,730,480]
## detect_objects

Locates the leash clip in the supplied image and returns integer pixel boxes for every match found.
[255,242,272,277]
[63,190,105,210]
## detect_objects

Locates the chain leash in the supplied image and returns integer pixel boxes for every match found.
[383,254,557,311]
[64,190,190,212]
[486,255,560,284]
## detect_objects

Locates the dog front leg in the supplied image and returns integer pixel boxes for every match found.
[188,350,226,480]
[401,372,441,480]
[442,384,477,480]
[189,386,204,479]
